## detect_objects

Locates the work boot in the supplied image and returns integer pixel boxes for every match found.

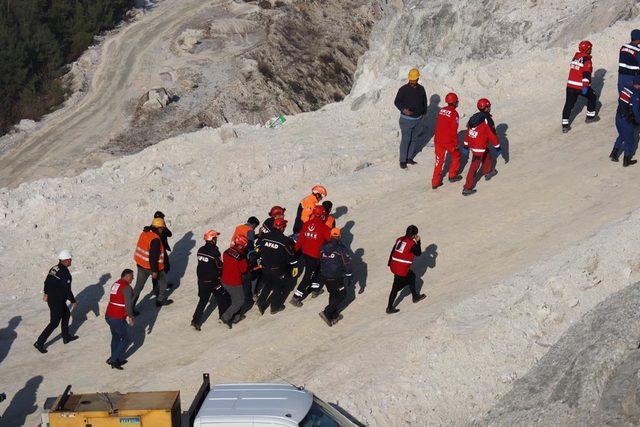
[623,155,637,167]
[311,289,324,298]
[406,159,417,165]
[106,358,128,365]
[220,319,233,329]
[290,297,303,307]
[110,361,124,370]
[400,162,407,169]
[191,321,201,331]
[585,115,600,124]
[258,305,266,315]
[562,125,571,134]
[610,148,621,162]
[319,312,333,327]
[448,175,463,183]
[271,305,286,315]
[484,169,498,181]
[432,182,443,190]
[155,299,174,307]
[386,307,400,314]
[232,314,246,324]
[462,188,477,196]
[33,342,47,354]
[331,314,344,325]
[413,294,427,303]
[63,335,79,344]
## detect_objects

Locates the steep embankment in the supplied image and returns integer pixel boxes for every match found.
[1,1,640,426]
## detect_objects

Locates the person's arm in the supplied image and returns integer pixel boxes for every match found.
[387,244,394,266]
[582,58,593,89]
[342,248,353,278]
[632,95,640,125]
[239,258,249,275]
[149,239,161,272]
[293,203,304,233]
[123,285,135,318]
[43,275,52,301]
[411,240,422,257]
[66,284,77,304]
[394,87,405,112]
[165,227,172,238]
[421,87,428,116]
[487,124,500,149]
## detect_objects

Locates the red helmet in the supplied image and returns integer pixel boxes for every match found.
[477,98,491,111]
[269,205,286,218]
[311,185,327,197]
[273,217,288,231]
[578,40,592,54]
[204,229,220,242]
[445,92,458,104]
[233,234,249,249]
[312,205,327,220]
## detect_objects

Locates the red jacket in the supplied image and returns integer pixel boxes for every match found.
[434,105,459,150]
[221,247,248,286]
[295,218,331,259]
[388,236,417,277]
[464,112,499,155]
[567,51,592,90]
[105,279,131,320]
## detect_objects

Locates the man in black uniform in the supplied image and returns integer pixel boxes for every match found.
[34,250,79,353]
[152,211,173,296]
[318,228,353,327]
[258,205,286,237]
[191,230,229,331]
[256,218,298,315]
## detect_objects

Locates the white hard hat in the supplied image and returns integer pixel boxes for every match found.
[58,250,72,260]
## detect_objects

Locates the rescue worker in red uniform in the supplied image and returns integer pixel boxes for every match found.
[293,185,327,234]
[290,205,332,306]
[220,235,249,328]
[132,217,173,312]
[462,98,500,196]
[258,206,286,237]
[562,40,599,133]
[105,269,135,370]
[191,230,228,331]
[432,92,462,189]
[386,225,426,314]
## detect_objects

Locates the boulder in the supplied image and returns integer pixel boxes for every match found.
[176,29,205,52]
[142,88,172,110]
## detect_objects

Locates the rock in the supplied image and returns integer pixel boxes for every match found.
[14,119,37,133]
[142,88,172,110]
[180,79,198,91]
[176,29,205,52]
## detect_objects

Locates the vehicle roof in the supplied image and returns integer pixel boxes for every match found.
[195,383,312,424]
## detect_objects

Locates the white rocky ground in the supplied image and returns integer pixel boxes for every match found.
[1,1,640,426]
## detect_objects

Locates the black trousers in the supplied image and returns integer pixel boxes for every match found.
[323,277,347,321]
[294,255,321,300]
[257,269,287,312]
[192,281,230,325]
[37,302,71,345]
[387,271,419,309]
[562,87,597,124]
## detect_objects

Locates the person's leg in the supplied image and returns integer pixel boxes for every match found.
[585,87,598,119]
[621,121,637,158]
[387,276,405,309]
[256,272,274,312]
[155,270,168,303]
[562,88,579,128]
[221,285,245,323]
[399,117,412,164]
[213,286,231,319]
[271,274,288,311]
[132,266,151,307]
[293,256,320,301]
[463,155,482,190]
[37,304,62,346]
[432,144,446,187]
[481,151,493,176]
[106,317,118,362]
[60,305,71,340]
[406,270,420,299]
[324,279,343,321]
[309,262,324,296]
[113,319,129,363]
[192,281,211,325]
[449,148,461,178]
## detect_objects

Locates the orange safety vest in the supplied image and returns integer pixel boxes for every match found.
[231,224,252,243]
[134,230,165,270]
[300,194,317,223]
[325,215,335,229]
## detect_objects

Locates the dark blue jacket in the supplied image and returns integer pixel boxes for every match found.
[320,240,353,280]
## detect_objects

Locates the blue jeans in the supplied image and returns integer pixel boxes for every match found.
[614,114,638,157]
[106,317,130,363]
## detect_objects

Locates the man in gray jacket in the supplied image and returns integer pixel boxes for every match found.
[318,228,353,326]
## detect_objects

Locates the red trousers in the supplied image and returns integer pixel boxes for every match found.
[464,152,493,190]
[432,145,461,187]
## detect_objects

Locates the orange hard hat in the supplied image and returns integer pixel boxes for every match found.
[330,227,341,238]
[204,230,220,242]
[312,185,327,197]
[233,234,249,249]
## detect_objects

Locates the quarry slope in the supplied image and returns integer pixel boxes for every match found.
[1,2,640,426]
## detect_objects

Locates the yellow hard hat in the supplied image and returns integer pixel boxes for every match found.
[151,217,165,228]
[408,68,420,81]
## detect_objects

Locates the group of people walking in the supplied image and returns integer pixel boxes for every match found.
[34,185,428,369]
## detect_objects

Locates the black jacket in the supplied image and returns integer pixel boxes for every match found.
[320,240,353,279]
[43,263,75,305]
[467,111,496,134]
[394,83,428,117]
[160,227,172,252]
[258,217,276,237]
[257,230,298,272]
[196,242,222,283]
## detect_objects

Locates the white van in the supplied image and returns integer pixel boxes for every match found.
[193,383,357,426]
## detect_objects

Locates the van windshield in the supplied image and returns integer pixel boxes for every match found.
[298,396,353,427]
